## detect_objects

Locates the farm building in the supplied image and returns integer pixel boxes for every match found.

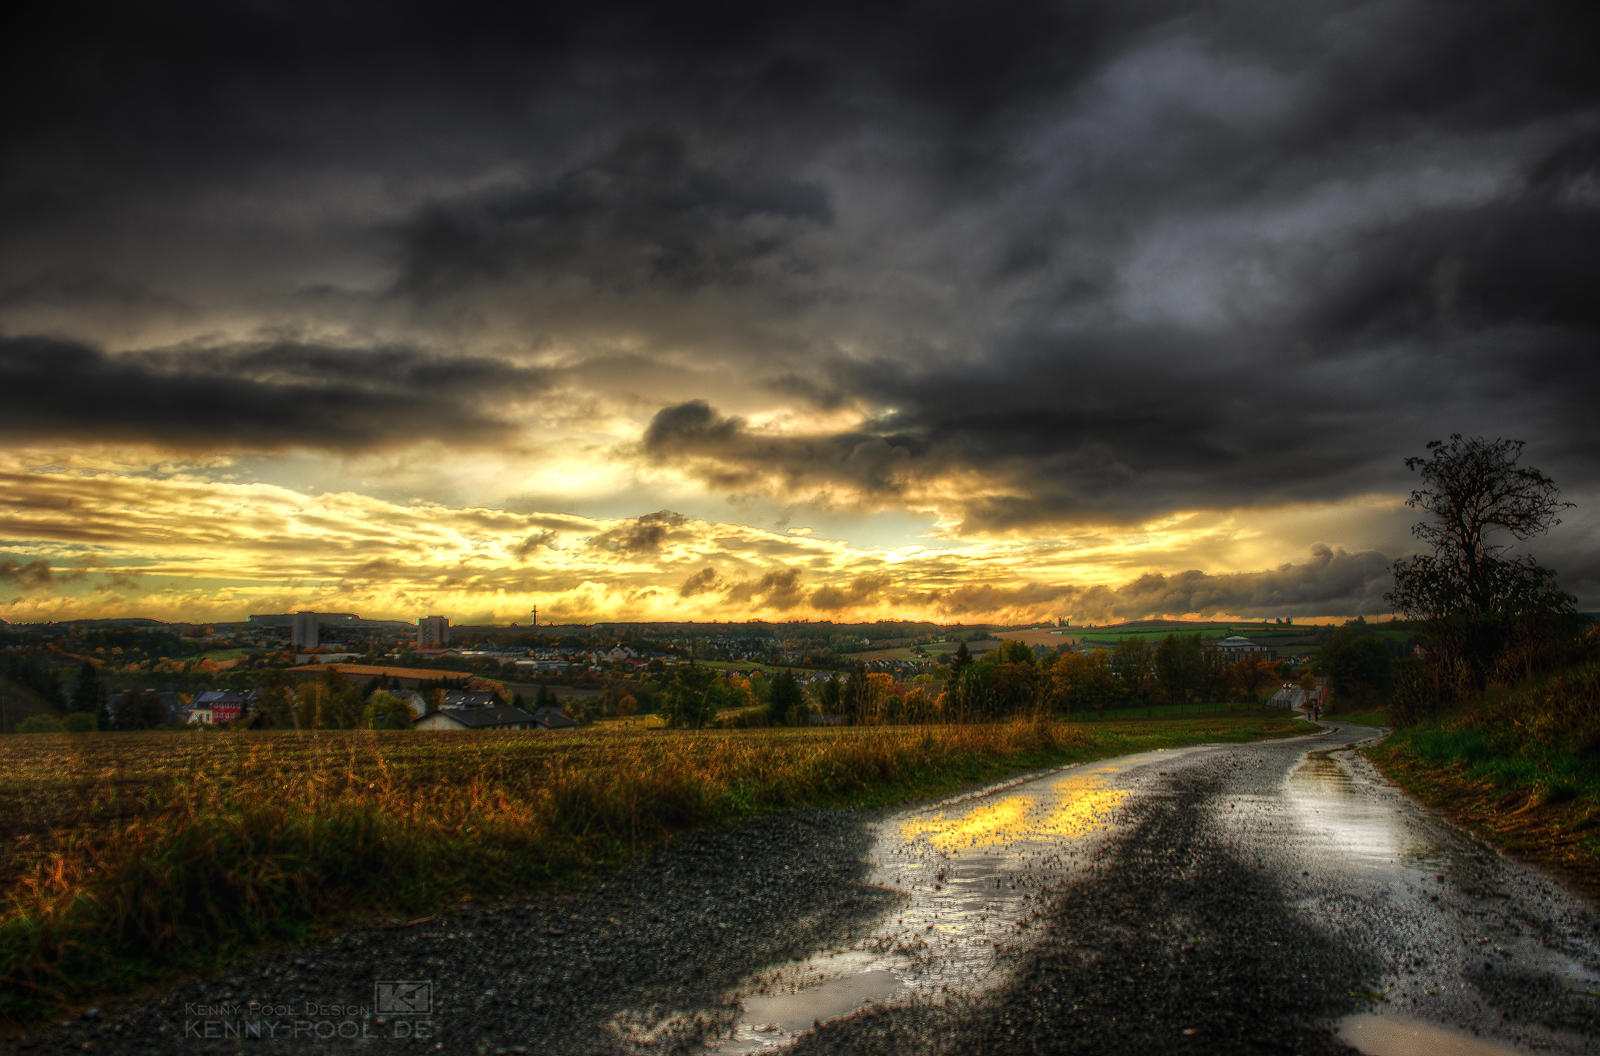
[415,704,540,731]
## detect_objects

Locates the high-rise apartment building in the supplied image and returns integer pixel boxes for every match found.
[291,611,319,649]
[418,615,450,647]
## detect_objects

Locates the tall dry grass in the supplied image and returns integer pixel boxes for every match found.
[0,721,1084,1018]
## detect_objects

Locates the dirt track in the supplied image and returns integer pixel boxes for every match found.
[10,724,1598,1055]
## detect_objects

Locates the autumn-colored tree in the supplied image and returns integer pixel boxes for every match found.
[903,686,940,724]
[1231,656,1278,704]
[848,671,897,725]
[1052,649,1120,716]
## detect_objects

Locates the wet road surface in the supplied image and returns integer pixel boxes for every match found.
[11,724,1598,1055]
[722,723,1599,1054]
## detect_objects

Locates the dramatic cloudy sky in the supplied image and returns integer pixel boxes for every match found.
[2,0,1597,624]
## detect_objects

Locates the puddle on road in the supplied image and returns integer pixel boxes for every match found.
[719,959,907,1054]
[897,785,1129,852]
[706,752,1173,1051]
[1285,751,1448,881]
[1284,751,1600,1055]
[1338,1013,1523,1056]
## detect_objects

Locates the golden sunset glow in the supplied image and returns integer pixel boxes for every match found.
[3,1,1593,627]
[0,443,1421,624]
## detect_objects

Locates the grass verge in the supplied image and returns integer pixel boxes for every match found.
[1321,709,1390,726]
[0,712,1313,1022]
[1364,663,1600,896]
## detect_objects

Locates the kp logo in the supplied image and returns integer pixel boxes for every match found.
[374,980,433,1015]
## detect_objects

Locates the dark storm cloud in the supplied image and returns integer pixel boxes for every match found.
[643,400,926,498]
[587,511,688,555]
[514,531,562,559]
[678,566,722,598]
[673,563,808,607]
[395,134,833,299]
[810,572,894,612]
[677,563,889,610]
[723,567,806,609]
[3,0,1598,587]
[584,1,1599,536]
[0,557,56,590]
[0,555,108,591]
[0,336,547,451]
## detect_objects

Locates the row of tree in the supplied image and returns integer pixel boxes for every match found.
[939,637,1287,720]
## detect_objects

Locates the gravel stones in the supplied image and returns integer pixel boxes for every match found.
[2,810,897,1056]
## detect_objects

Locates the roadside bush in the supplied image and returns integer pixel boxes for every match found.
[1314,626,1394,712]
[14,715,63,734]
[1380,659,1600,797]
[60,713,97,733]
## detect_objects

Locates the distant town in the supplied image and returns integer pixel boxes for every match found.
[0,608,1413,734]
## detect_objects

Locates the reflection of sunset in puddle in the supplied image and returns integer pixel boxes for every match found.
[899,796,1034,849]
[709,748,1210,1052]
[898,784,1127,851]
[1286,753,1445,876]
[1046,787,1127,838]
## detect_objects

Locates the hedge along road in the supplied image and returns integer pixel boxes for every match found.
[10,725,1599,1055]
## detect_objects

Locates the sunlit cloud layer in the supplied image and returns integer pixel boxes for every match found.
[2,1,1597,621]
[1,453,1424,624]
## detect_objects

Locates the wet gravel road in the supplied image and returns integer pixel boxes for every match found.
[10,724,1599,1055]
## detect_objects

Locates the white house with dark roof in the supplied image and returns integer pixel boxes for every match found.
[440,690,502,709]
[414,704,539,731]
[1213,636,1270,656]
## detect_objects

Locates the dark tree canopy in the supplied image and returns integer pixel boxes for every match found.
[1387,436,1574,621]
[70,661,101,714]
[767,669,804,724]
[1314,627,1395,711]
[112,688,169,731]
[1386,436,1583,717]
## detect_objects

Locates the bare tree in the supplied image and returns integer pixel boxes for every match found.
[1386,435,1578,710]
[1388,435,1573,620]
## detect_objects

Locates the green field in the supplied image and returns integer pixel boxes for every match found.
[192,647,253,662]
[1321,709,1390,727]
[855,641,961,661]
[1070,623,1308,646]
[0,712,1315,1020]
[1063,703,1297,721]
